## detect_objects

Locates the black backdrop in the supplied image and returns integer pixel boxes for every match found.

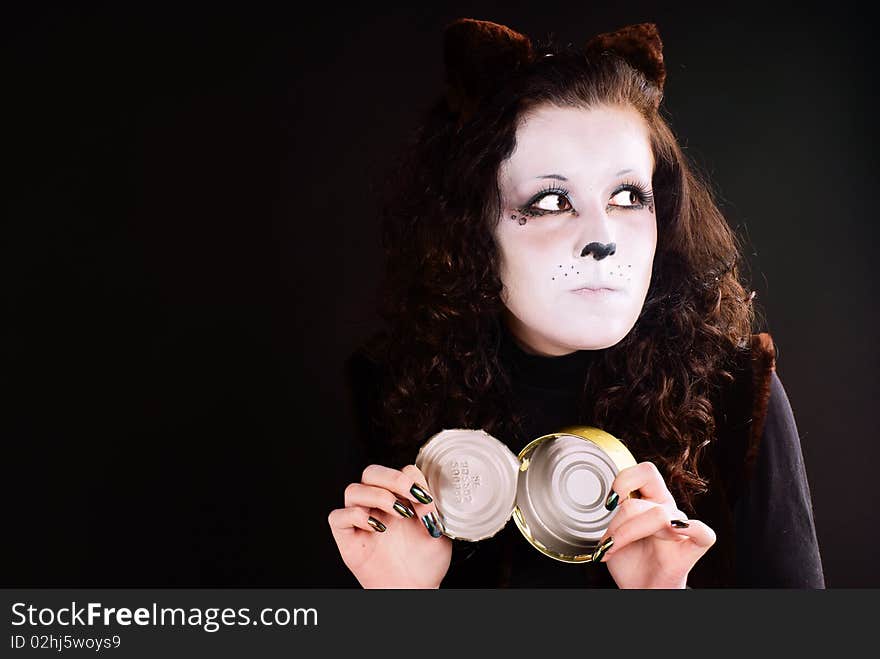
[4,2,878,587]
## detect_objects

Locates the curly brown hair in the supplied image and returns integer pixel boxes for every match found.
[365,41,759,514]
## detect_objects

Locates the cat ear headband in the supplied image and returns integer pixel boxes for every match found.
[444,18,666,126]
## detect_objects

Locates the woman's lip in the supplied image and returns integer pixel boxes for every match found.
[571,286,619,295]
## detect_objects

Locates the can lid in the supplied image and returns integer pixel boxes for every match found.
[513,427,637,562]
[415,428,520,542]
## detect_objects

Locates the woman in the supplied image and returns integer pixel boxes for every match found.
[328,19,824,588]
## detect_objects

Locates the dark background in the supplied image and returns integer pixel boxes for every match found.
[3,2,877,587]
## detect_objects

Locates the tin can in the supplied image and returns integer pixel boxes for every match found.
[415,426,637,563]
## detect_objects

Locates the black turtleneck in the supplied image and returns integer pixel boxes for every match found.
[342,323,825,587]
[498,318,596,391]
[493,318,596,443]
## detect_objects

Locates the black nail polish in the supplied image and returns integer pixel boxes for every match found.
[435,509,447,533]
[422,512,443,538]
[592,537,614,562]
[605,491,619,511]
[671,519,690,528]
[393,500,416,518]
[367,516,386,533]
[410,484,433,504]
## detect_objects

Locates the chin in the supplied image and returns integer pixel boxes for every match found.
[574,335,625,350]
[561,317,636,350]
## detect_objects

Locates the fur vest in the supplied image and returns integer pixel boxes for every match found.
[686,332,777,587]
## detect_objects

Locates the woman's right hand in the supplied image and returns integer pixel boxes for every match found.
[328,463,452,589]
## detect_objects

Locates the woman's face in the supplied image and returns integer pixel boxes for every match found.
[495,103,657,356]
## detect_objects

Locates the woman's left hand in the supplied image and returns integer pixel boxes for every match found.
[596,461,716,589]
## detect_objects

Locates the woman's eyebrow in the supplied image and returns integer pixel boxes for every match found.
[532,168,633,181]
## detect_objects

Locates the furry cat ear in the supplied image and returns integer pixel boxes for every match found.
[584,22,666,102]
[443,18,534,124]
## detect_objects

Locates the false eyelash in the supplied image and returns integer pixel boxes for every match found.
[612,179,654,208]
[529,183,571,206]
[518,184,572,216]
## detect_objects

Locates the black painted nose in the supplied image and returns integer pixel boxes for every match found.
[581,242,616,260]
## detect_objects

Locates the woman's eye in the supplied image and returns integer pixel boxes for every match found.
[609,189,641,207]
[531,193,572,213]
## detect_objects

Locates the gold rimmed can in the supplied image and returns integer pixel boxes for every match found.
[414,426,637,563]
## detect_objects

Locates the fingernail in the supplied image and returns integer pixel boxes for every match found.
[393,500,416,519]
[592,536,614,562]
[671,519,690,528]
[421,512,443,538]
[367,516,386,532]
[410,483,433,504]
[605,491,619,511]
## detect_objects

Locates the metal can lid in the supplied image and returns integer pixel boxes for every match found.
[513,427,637,562]
[415,428,520,542]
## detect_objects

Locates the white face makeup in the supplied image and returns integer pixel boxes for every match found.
[495,104,657,356]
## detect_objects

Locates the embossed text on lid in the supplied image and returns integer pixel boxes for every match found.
[415,428,519,542]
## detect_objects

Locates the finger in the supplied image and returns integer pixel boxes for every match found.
[665,518,716,549]
[344,482,417,519]
[361,463,435,508]
[602,497,687,542]
[328,505,389,534]
[399,463,434,507]
[401,464,447,539]
[601,496,656,541]
[609,461,676,507]
[599,505,687,559]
